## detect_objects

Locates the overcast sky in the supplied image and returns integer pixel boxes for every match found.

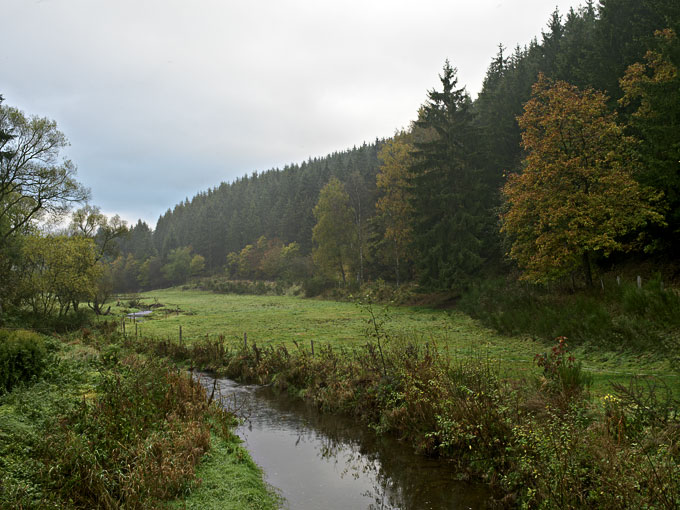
[2,0,583,227]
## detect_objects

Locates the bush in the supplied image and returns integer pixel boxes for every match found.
[38,356,230,509]
[198,278,285,296]
[534,336,592,407]
[302,276,335,297]
[0,330,48,394]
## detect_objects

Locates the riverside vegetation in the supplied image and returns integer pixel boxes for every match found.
[107,288,679,508]
[0,327,279,510]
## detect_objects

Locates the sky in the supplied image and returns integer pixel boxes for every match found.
[2,0,584,228]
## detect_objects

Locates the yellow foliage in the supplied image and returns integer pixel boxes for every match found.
[501,75,664,283]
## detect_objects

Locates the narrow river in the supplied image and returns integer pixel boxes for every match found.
[200,375,491,509]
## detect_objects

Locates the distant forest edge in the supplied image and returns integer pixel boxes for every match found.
[115,0,678,293]
[2,0,680,320]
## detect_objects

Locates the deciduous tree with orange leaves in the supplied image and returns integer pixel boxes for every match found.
[501,74,664,285]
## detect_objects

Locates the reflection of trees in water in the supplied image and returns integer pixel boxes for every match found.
[317,434,399,509]
[202,376,488,510]
[197,374,256,423]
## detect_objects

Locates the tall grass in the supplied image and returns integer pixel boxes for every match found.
[125,328,680,508]
[38,357,228,509]
[0,331,240,510]
[458,276,680,353]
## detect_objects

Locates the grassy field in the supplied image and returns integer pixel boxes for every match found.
[110,288,678,397]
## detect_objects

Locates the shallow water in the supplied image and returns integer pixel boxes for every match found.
[200,375,490,510]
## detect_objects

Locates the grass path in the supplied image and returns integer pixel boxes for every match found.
[114,288,678,396]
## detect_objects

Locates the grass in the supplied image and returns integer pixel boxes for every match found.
[169,434,279,510]
[459,276,680,353]
[109,288,679,397]
[0,329,277,510]
[106,288,680,508]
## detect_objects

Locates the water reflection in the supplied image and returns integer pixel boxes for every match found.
[199,375,489,510]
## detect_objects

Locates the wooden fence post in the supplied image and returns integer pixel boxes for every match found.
[179,325,183,344]
[311,339,314,356]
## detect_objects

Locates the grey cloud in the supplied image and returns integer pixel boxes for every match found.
[2,0,581,226]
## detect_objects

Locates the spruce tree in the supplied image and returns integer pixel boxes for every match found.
[409,61,487,290]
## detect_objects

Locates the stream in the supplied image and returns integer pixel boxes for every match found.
[199,375,491,509]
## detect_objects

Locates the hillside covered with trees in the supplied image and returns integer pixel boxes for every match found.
[1,0,679,324]
[102,0,680,296]
[2,3,680,508]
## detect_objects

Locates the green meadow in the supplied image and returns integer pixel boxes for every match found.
[112,288,678,397]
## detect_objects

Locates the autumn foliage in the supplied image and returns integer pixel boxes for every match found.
[376,134,414,285]
[501,75,664,284]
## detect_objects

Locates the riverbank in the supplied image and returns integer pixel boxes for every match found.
[169,433,280,510]
[119,320,680,508]
[0,328,278,510]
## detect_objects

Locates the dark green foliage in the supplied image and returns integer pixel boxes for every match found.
[116,219,156,268]
[152,142,383,270]
[28,309,93,334]
[301,276,335,297]
[198,278,283,296]
[409,62,489,290]
[459,276,680,351]
[0,330,47,393]
[620,27,680,251]
[591,0,680,99]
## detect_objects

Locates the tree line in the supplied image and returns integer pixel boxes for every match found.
[1,0,678,323]
[135,0,678,292]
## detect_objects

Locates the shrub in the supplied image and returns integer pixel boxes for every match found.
[535,336,592,404]
[38,356,229,509]
[0,329,48,394]
[302,276,335,297]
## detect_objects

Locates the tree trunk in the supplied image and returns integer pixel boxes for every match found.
[394,240,401,287]
[358,240,364,284]
[339,259,346,286]
[582,251,593,287]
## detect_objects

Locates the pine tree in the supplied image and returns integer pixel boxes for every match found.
[620,28,680,250]
[409,61,487,290]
